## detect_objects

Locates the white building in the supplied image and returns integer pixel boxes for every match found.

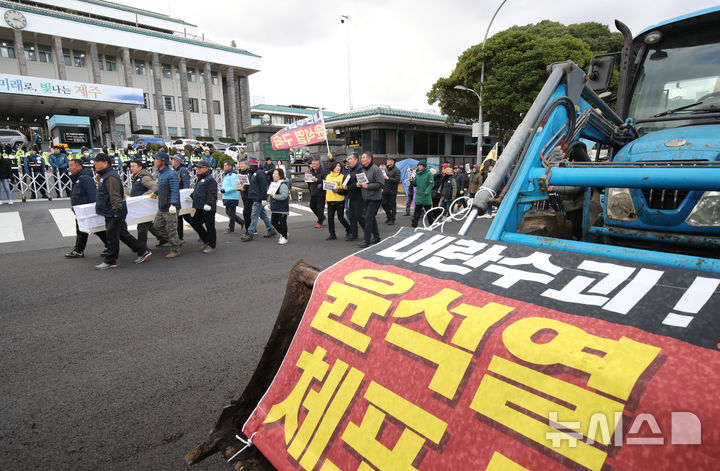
[0,0,261,145]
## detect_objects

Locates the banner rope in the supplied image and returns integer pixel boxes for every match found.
[227,432,257,463]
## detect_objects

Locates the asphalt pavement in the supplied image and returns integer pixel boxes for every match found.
[0,198,492,470]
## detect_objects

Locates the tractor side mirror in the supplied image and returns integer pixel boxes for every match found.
[587,54,615,93]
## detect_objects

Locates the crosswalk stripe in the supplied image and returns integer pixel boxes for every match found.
[48,208,77,238]
[0,212,25,242]
[290,203,318,214]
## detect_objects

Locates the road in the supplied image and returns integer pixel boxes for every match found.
[0,198,492,470]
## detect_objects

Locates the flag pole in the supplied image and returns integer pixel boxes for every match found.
[320,109,332,160]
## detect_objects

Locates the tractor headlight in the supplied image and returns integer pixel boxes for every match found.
[686,191,720,227]
[606,188,637,221]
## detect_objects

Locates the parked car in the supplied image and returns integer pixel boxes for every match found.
[224,144,247,160]
[210,141,228,152]
[170,138,198,151]
[0,129,28,150]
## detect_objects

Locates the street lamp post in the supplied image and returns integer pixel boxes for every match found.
[454,84,483,164]
[455,0,508,165]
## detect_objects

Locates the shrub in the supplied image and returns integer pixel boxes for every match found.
[133,129,154,135]
[196,136,214,142]
[214,151,233,168]
[219,137,236,143]
[168,147,177,155]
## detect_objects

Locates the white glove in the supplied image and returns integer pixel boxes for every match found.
[203,204,211,211]
[169,206,177,215]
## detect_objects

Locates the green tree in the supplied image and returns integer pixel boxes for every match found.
[427,21,622,140]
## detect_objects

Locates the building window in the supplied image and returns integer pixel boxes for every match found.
[372,129,387,154]
[199,70,205,84]
[398,130,406,154]
[140,125,153,132]
[201,99,207,113]
[181,127,185,136]
[0,41,15,59]
[73,49,86,68]
[38,45,52,63]
[116,124,126,134]
[135,59,146,75]
[192,127,201,137]
[174,66,180,80]
[104,55,117,71]
[163,95,175,111]
[215,129,222,138]
[98,54,104,70]
[142,93,150,109]
[62,48,71,66]
[203,129,209,136]
[186,68,196,82]
[211,71,218,85]
[213,100,221,115]
[177,96,183,111]
[451,135,465,156]
[189,98,199,113]
[161,63,172,79]
[168,127,178,136]
[24,44,37,61]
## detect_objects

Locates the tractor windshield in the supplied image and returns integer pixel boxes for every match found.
[628,28,720,135]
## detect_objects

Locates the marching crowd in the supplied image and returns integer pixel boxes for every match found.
[2,142,500,269]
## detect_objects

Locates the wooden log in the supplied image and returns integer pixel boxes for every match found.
[185,259,320,468]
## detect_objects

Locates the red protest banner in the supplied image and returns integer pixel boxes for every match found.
[242,229,720,471]
[271,110,327,150]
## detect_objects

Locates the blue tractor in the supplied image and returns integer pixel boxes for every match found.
[462,6,720,273]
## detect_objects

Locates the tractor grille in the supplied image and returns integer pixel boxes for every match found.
[641,189,689,210]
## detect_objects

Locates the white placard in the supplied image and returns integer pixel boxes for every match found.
[304,173,314,183]
[356,172,368,184]
[267,181,281,196]
[74,189,193,233]
[342,174,351,187]
[465,163,471,173]
[237,174,249,185]
[323,180,337,191]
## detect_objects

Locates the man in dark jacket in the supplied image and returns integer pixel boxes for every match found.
[23,147,48,199]
[128,158,161,248]
[307,158,327,227]
[380,158,401,225]
[241,158,276,242]
[93,154,151,269]
[189,160,218,253]
[48,145,70,198]
[150,151,182,259]
[171,154,193,241]
[237,159,253,230]
[64,159,107,258]
[341,153,364,241]
[0,152,14,204]
[357,151,384,247]
[261,157,276,184]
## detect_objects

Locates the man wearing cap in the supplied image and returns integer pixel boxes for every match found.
[189,160,218,253]
[93,153,151,269]
[220,160,244,233]
[241,158,277,242]
[64,158,107,258]
[171,154,193,241]
[201,148,215,168]
[150,151,182,259]
[261,157,276,184]
[129,158,162,248]
[410,160,434,228]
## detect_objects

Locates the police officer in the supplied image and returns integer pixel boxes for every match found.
[109,147,124,171]
[23,146,48,199]
[80,146,93,169]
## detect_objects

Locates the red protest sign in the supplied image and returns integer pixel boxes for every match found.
[271,110,327,150]
[242,229,720,471]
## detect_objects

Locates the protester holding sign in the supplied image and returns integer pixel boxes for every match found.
[220,160,244,234]
[268,168,290,245]
[242,158,277,242]
[236,160,252,230]
[324,162,350,240]
[307,159,327,228]
[342,154,365,241]
[357,151,384,248]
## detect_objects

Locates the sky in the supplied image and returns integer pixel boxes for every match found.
[123,0,719,115]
